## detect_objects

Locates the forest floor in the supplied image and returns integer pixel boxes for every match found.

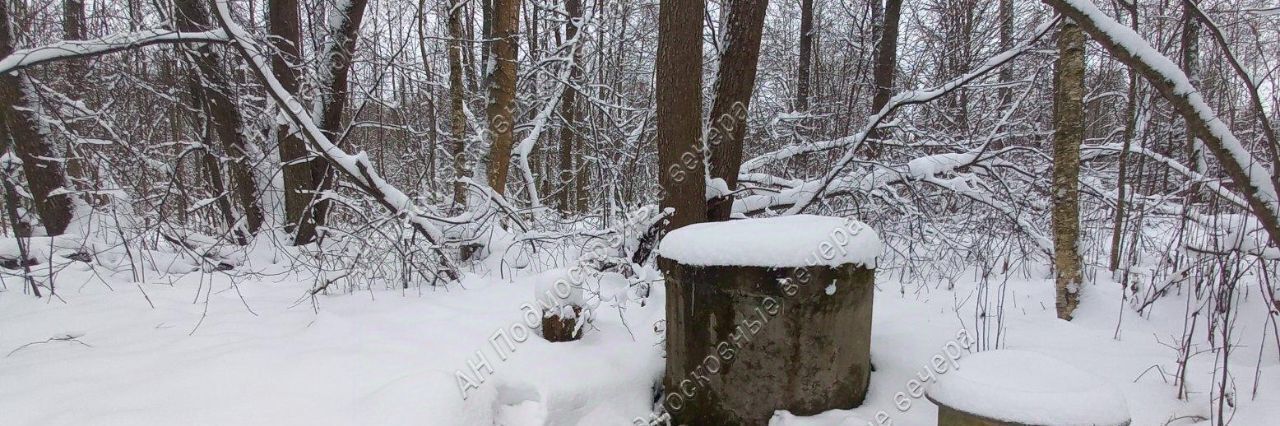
[2,252,1279,425]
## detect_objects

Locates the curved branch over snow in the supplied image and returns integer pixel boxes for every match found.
[209,0,460,282]
[1043,0,1280,251]
[0,29,228,75]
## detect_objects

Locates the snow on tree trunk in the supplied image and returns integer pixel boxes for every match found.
[1043,0,1280,261]
[310,0,369,238]
[706,0,768,221]
[446,0,469,212]
[657,216,880,424]
[269,0,319,245]
[485,0,518,195]
[0,0,74,236]
[1051,19,1085,321]
[173,0,264,241]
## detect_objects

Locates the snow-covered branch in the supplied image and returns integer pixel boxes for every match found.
[209,0,460,281]
[1043,0,1280,251]
[0,29,228,75]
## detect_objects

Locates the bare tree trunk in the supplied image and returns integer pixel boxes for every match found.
[485,0,518,194]
[996,0,1014,106]
[173,0,264,240]
[1109,3,1139,273]
[447,0,470,210]
[1180,0,1206,192]
[269,0,319,244]
[61,0,103,206]
[0,137,37,295]
[796,0,813,111]
[312,0,370,236]
[0,1,74,236]
[706,0,768,221]
[656,0,705,233]
[866,0,902,156]
[870,0,901,113]
[1051,20,1085,321]
[557,0,584,212]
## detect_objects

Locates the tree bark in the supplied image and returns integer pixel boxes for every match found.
[173,0,264,240]
[656,0,705,234]
[0,1,75,236]
[866,0,902,156]
[996,0,1014,106]
[486,0,519,194]
[796,0,814,111]
[706,0,768,221]
[870,0,901,113]
[447,0,470,210]
[1044,0,1280,261]
[1109,3,1139,273]
[1051,20,1085,321]
[312,0,369,236]
[1180,0,1206,188]
[556,0,584,212]
[269,0,319,244]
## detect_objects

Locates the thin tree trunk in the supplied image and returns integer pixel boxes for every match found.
[870,0,901,113]
[1180,0,1206,193]
[446,0,470,210]
[996,0,1014,106]
[269,0,319,244]
[866,0,902,156]
[706,0,768,221]
[0,1,75,236]
[1109,3,1138,273]
[557,0,584,212]
[656,0,705,233]
[796,0,814,111]
[485,0,518,194]
[173,0,264,240]
[1051,20,1085,321]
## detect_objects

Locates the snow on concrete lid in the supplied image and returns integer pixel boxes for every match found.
[657,215,881,268]
[926,349,1130,425]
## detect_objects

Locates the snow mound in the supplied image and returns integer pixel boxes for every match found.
[658,215,881,268]
[926,349,1130,425]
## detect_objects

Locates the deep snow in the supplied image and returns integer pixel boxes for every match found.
[2,254,1279,425]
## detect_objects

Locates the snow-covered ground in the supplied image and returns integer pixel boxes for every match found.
[3,256,1279,425]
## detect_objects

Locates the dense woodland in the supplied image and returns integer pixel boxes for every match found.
[1,0,1279,424]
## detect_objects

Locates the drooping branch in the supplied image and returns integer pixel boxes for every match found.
[1042,0,1280,252]
[210,0,460,281]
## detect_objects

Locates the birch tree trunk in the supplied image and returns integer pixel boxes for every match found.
[1044,0,1280,261]
[1051,20,1085,321]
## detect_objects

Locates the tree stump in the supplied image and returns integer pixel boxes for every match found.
[535,269,587,342]
[656,215,881,425]
[926,350,1131,426]
[542,305,583,342]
